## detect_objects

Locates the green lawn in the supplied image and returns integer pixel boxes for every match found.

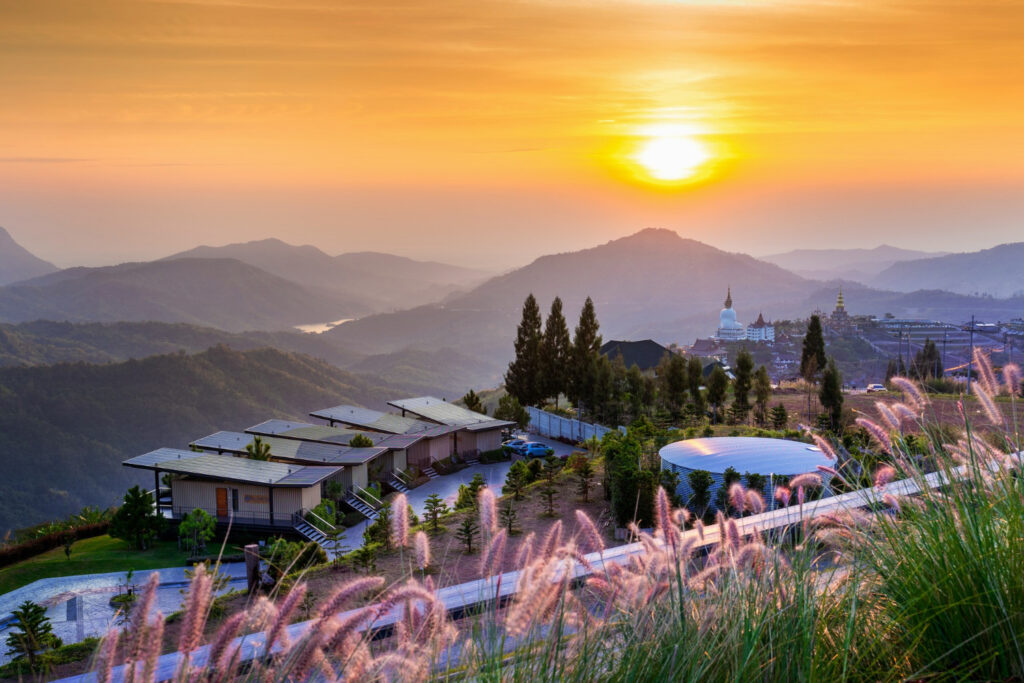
[0,535,190,595]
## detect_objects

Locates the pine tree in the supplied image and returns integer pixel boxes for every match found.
[800,315,827,382]
[423,494,448,533]
[911,337,943,380]
[687,356,706,416]
[732,349,754,420]
[687,469,714,519]
[4,601,61,670]
[575,458,595,502]
[770,403,789,430]
[753,365,772,426]
[494,394,529,430]
[540,296,572,405]
[503,460,530,501]
[706,366,729,424]
[455,517,479,554]
[505,294,545,406]
[109,485,163,550]
[540,458,562,517]
[461,389,485,414]
[499,499,518,535]
[658,352,689,417]
[819,357,844,433]
[245,436,272,460]
[569,297,602,414]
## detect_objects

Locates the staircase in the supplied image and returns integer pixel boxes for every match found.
[422,466,439,479]
[345,492,380,521]
[389,475,409,494]
[291,511,344,558]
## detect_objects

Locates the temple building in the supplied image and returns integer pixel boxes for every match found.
[715,287,747,341]
[746,312,775,343]
[827,287,857,334]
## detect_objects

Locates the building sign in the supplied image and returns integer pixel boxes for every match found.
[243,494,269,505]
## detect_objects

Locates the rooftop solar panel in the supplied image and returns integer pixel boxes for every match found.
[123,448,207,469]
[247,420,424,450]
[310,405,456,436]
[388,396,491,426]
[191,431,385,466]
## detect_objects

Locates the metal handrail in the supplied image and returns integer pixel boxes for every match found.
[349,485,382,510]
[392,469,413,485]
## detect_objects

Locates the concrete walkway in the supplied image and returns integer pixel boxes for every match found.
[0,563,249,664]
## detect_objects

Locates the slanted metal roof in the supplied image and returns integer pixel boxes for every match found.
[191,431,385,466]
[246,420,422,449]
[123,450,340,487]
[387,396,515,431]
[122,448,206,468]
[310,405,457,437]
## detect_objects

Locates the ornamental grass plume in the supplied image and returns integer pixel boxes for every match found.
[414,530,431,572]
[478,486,497,538]
[177,563,213,670]
[728,482,747,514]
[655,485,672,535]
[262,582,306,658]
[745,489,765,514]
[1004,363,1022,396]
[575,509,605,554]
[875,401,901,432]
[774,486,791,507]
[856,416,893,454]
[392,492,409,548]
[480,527,507,577]
[974,347,999,395]
[874,465,897,488]
[975,383,1004,426]
[316,576,385,621]
[889,375,926,411]
[809,433,837,460]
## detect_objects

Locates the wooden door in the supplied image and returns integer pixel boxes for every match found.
[215,487,228,517]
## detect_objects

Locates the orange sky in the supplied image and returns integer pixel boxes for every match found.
[1,0,1022,268]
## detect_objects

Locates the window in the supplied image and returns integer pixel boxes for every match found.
[232,488,239,512]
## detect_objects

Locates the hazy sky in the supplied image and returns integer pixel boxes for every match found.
[1,0,1022,269]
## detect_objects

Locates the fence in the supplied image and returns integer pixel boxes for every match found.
[526,406,614,442]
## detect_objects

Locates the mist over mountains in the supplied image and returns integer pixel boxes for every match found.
[0,226,58,285]
[761,245,946,282]
[1,225,1022,397]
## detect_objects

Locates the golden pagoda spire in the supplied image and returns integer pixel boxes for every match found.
[836,287,845,310]
[724,286,733,309]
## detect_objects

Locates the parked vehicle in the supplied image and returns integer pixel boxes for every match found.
[866,383,886,393]
[521,442,555,458]
[503,438,527,452]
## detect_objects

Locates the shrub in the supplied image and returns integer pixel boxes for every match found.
[0,522,109,569]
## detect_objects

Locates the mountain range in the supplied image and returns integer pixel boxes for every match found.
[0,226,58,286]
[873,243,1024,298]
[761,245,947,282]
[165,238,490,312]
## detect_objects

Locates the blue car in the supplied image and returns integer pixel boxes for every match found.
[521,442,555,458]
[503,438,527,452]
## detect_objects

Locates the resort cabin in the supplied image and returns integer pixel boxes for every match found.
[122,448,340,529]
[189,431,396,492]
[387,396,515,456]
[308,405,457,467]
[245,419,423,473]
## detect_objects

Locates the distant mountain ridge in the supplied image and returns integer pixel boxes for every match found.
[165,238,491,312]
[0,226,58,285]
[872,243,1024,298]
[0,346,404,532]
[761,244,946,282]
[0,257,367,332]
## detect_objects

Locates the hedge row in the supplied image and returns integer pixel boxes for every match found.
[0,522,110,569]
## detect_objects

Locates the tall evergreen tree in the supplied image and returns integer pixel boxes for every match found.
[819,357,844,432]
[540,296,572,404]
[706,365,729,424]
[753,365,772,426]
[460,389,484,414]
[911,337,943,380]
[732,349,754,418]
[800,315,827,382]
[569,297,602,413]
[658,352,689,417]
[4,601,61,670]
[687,356,706,415]
[504,294,545,406]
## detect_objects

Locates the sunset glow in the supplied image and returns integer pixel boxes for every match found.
[0,0,1022,267]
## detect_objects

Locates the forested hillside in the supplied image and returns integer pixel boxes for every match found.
[0,320,361,368]
[0,346,398,533]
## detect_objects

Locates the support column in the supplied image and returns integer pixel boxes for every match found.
[268,486,275,526]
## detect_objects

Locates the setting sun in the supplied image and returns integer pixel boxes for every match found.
[633,135,711,183]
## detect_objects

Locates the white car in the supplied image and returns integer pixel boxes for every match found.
[866,383,886,393]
